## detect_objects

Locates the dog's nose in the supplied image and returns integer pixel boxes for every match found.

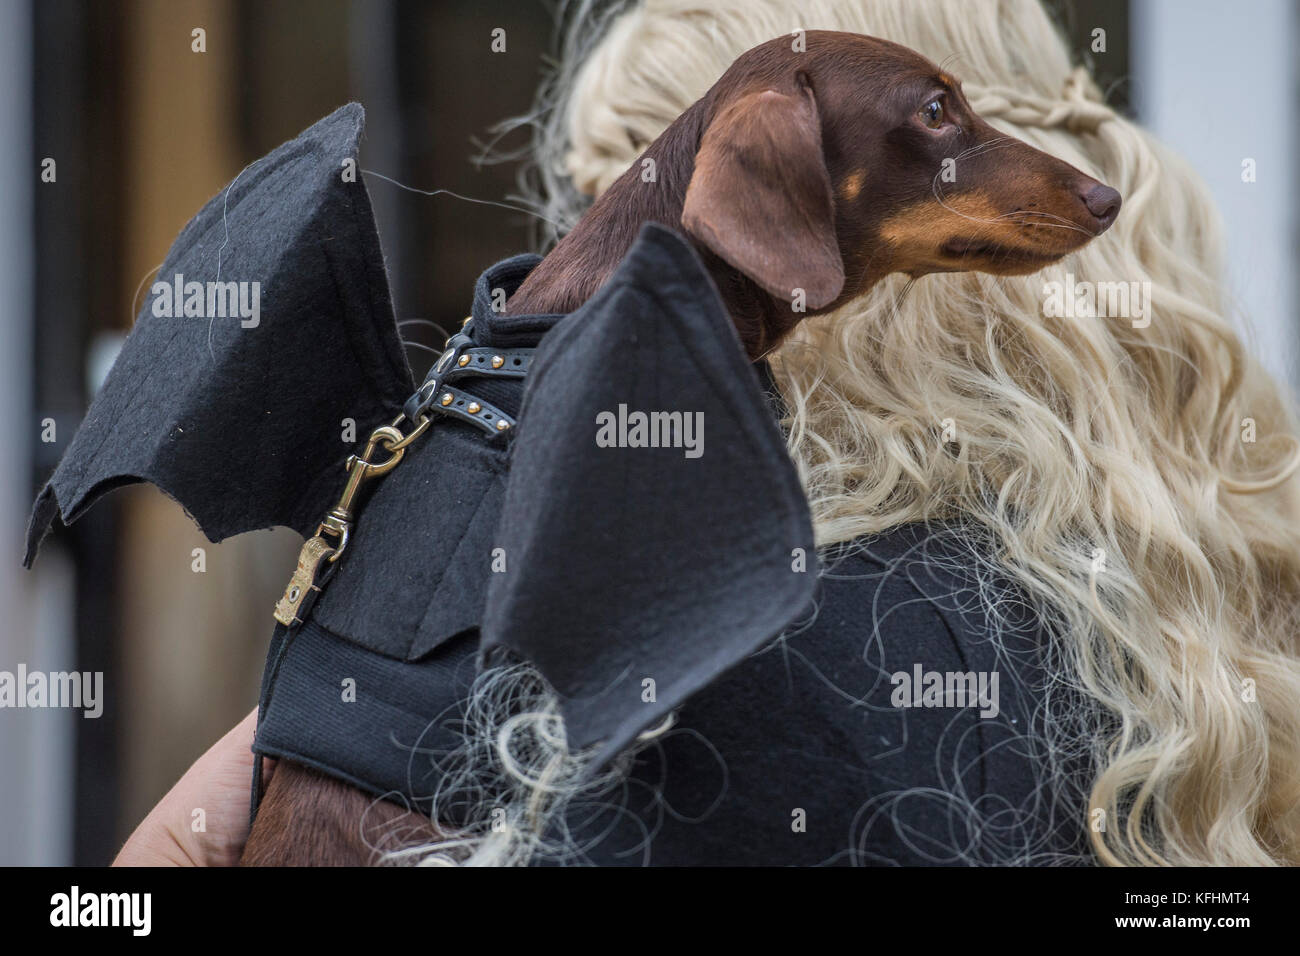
[1081,183,1122,233]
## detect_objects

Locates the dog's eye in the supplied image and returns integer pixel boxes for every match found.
[920,98,945,129]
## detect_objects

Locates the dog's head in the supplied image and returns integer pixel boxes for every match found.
[681,31,1121,318]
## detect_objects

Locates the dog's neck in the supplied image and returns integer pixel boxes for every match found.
[504,102,815,357]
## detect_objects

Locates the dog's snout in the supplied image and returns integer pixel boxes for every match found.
[1081,182,1121,233]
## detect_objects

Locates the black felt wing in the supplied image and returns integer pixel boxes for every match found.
[481,223,819,770]
[24,104,412,567]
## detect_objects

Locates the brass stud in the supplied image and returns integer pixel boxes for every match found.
[496,420,510,431]
[467,402,482,414]
[458,354,471,368]
[491,355,504,369]
[440,393,453,406]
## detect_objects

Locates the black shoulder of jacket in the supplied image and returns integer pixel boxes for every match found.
[549,521,1091,867]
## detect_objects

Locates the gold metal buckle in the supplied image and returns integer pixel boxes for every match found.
[273,413,431,626]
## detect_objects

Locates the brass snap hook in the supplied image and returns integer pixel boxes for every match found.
[273,412,436,627]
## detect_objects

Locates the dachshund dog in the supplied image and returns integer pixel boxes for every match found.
[242,31,1120,866]
[506,30,1119,355]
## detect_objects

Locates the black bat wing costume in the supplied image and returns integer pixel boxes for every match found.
[26,106,1088,866]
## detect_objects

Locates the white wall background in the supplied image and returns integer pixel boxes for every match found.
[1132,0,1299,398]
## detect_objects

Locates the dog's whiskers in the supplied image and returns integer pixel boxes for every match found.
[932,170,1094,236]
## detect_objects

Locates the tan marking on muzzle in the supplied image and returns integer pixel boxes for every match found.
[877,193,1006,249]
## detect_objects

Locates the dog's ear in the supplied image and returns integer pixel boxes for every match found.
[682,77,844,309]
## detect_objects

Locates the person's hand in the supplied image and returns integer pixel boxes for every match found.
[113,707,275,866]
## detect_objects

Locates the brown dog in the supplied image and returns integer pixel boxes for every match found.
[508,30,1119,356]
[243,31,1120,866]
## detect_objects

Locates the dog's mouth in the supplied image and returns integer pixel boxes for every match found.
[939,238,1065,269]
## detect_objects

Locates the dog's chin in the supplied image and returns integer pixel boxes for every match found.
[934,238,1077,275]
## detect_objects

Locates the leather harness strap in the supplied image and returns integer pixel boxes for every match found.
[402,326,535,433]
